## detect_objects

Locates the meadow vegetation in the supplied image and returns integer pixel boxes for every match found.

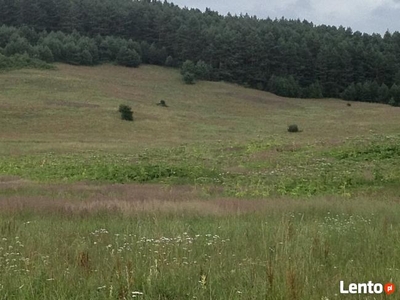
[1,64,400,299]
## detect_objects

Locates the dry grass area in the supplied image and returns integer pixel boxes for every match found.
[0,180,394,217]
[0,181,266,215]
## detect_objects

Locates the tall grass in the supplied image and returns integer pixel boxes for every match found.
[0,199,398,300]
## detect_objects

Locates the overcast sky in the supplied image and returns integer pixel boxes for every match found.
[171,0,400,35]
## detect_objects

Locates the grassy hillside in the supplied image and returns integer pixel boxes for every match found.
[2,64,400,154]
[1,64,400,299]
[1,64,400,196]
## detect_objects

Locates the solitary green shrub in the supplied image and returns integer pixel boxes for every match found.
[183,72,195,84]
[288,124,300,133]
[181,60,196,75]
[118,104,133,121]
[157,100,168,107]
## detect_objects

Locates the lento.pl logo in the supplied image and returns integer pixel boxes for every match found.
[339,281,396,295]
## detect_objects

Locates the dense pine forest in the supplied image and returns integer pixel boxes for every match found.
[1,0,400,105]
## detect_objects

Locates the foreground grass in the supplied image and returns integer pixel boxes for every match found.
[0,197,398,300]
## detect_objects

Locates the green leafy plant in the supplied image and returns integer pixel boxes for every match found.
[183,72,195,84]
[288,124,300,133]
[118,104,133,121]
[157,100,168,107]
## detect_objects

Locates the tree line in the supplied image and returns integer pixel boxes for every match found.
[1,0,400,105]
[0,25,172,68]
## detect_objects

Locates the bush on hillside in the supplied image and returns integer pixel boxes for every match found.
[288,124,300,133]
[118,104,133,121]
[183,72,195,84]
[157,100,168,107]
[181,60,196,75]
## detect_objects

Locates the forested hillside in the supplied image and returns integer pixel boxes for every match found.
[1,0,400,105]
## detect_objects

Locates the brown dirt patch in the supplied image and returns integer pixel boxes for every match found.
[0,175,23,183]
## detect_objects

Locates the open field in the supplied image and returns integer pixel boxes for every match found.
[1,64,400,299]
[2,64,400,154]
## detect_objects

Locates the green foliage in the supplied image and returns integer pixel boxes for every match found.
[157,100,168,107]
[303,81,323,98]
[42,34,64,60]
[332,144,400,161]
[183,72,195,84]
[64,42,81,65]
[36,45,54,63]
[4,36,33,56]
[0,52,53,71]
[268,75,301,98]
[165,55,174,67]
[341,83,357,101]
[98,40,112,62]
[181,60,196,75]
[118,104,133,121]
[2,135,400,198]
[0,155,220,184]
[195,60,211,80]
[140,41,150,63]
[77,37,99,64]
[148,43,167,65]
[0,25,18,48]
[116,46,141,68]
[342,81,397,104]
[127,39,142,56]
[180,60,211,83]
[0,53,8,69]
[390,83,400,106]
[287,124,299,133]
[0,25,160,71]
[369,81,380,100]
[377,83,390,103]
[80,49,93,65]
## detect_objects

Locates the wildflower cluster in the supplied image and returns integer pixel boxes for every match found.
[0,236,29,275]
